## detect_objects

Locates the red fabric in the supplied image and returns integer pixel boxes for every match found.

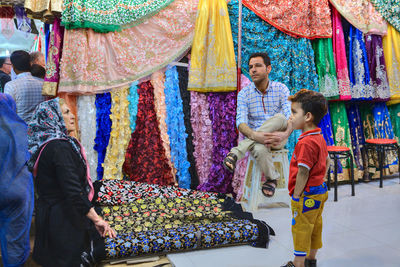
[289,128,328,196]
[327,146,350,152]
[242,0,332,39]
[366,139,397,145]
[0,7,15,19]
[123,81,174,186]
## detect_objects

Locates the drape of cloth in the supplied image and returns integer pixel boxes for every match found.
[383,25,400,103]
[128,82,139,133]
[329,102,355,181]
[331,7,351,100]
[387,103,400,142]
[197,92,237,194]
[177,58,200,189]
[123,81,174,186]
[77,95,98,182]
[58,0,198,95]
[242,0,332,39]
[61,0,174,33]
[190,91,213,186]
[0,94,34,267]
[311,38,339,99]
[346,103,366,171]
[370,0,400,32]
[0,6,14,18]
[42,17,64,96]
[188,0,236,92]
[347,25,374,100]
[24,0,62,23]
[151,71,176,182]
[164,67,191,188]
[94,93,112,180]
[14,6,33,35]
[103,87,131,180]
[330,0,387,35]
[365,34,391,101]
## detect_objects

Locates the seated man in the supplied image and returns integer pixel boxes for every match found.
[223,52,293,197]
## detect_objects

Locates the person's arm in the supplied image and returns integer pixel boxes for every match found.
[292,166,310,199]
[86,208,116,238]
[238,123,269,144]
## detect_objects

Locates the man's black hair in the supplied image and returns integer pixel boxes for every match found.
[248,52,271,67]
[10,50,31,72]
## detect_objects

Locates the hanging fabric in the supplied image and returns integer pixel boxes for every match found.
[346,103,366,175]
[128,82,139,133]
[369,0,400,32]
[330,0,387,35]
[24,0,62,23]
[61,0,174,33]
[387,103,400,142]
[14,6,32,35]
[188,0,237,93]
[58,0,198,95]
[383,25,400,104]
[123,81,174,186]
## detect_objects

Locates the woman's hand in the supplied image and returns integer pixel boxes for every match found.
[93,218,117,238]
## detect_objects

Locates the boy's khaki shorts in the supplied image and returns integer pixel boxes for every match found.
[291,190,328,257]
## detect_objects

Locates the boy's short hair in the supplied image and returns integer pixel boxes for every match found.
[248,52,271,67]
[288,89,328,125]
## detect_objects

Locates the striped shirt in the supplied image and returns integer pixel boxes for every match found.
[4,72,45,123]
[236,81,291,130]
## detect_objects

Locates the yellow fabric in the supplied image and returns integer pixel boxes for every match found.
[291,192,328,255]
[103,87,131,180]
[188,0,237,92]
[383,25,400,101]
[24,0,62,23]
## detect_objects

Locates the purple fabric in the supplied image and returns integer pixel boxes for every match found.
[44,17,64,84]
[197,92,238,194]
[14,6,31,34]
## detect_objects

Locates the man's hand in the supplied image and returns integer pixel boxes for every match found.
[251,131,269,144]
[264,131,288,147]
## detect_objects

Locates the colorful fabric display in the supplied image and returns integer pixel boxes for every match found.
[165,67,191,189]
[42,17,64,96]
[77,95,98,181]
[383,25,400,103]
[128,82,139,133]
[330,0,387,35]
[346,104,366,172]
[94,93,112,180]
[188,0,236,92]
[123,81,174,186]
[24,0,63,23]
[370,0,400,32]
[197,92,237,194]
[242,0,332,39]
[14,6,32,35]
[62,0,174,33]
[58,0,197,94]
[311,38,339,99]
[387,103,400,142]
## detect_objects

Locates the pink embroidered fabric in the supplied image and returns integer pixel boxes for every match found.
[242,0,332,39]
[58,0,198,94]
[330,0,387,35]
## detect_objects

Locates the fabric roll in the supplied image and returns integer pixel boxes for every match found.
[346,103,366,171]
[103,87,131,180]
[77,95,98,181]
[188,0,237,92]
[242,0,332,39]
[123,81,174,186]
[94,93,112,180]
[61,0,174,33]
[369,0,400,32]
[128,82,139,133]
[330,0,387,35]
[58,0,198,94]
[383,25,400,103]
[24,0,62,23]
[387,103,400,142]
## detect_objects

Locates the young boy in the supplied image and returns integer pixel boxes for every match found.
[281,89,330,267]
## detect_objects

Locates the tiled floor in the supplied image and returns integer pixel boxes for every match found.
[168,177,400,267]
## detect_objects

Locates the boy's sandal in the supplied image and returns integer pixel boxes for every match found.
[281,261,296,267]
[305,259,317,267]
[223,153,237,173]
[261,179,277,198]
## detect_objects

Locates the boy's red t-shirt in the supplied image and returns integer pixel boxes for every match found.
[288,128,328,196]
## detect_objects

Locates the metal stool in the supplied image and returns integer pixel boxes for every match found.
[364,139,400,188]
[327,146,355,202]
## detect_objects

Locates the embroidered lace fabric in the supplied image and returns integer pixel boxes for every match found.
[94,93,112,180]
[24,0,62,23]
[370,0,400,32]
[123,81,174,186]
[165,67,191,189]
[103,87,131,180]
[128,82,139,133]
[242,0,332,39]
[311,38,340,99]
[58,0,198,94]
[188,0,237,92]
[61,0,174,33]
[77,95,98,181]
[330,0,387,35]
[151,71,176,181]
[387,103,400,142]
[346,104,366,170]
[383,25,400,102]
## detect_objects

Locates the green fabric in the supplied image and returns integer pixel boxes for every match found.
[61,0,175,33]
[388,103,400,142]
[311,38,340,100]
[370,0,400,32]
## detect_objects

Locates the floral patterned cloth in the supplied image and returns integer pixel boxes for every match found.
[383,25,400,102]
[123,81,174,186]
[387,103,400,142]
[61,0,174,33]
[346,103,366,171]
[58,0,198,95]
[242,0,332,39]
[330,0,387,35]
[370,0,400,32]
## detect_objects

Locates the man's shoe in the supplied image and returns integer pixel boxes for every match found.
[305,258,317,267]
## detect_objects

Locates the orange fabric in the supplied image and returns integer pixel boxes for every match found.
[366,138,397,145]
[327,146,350,152]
